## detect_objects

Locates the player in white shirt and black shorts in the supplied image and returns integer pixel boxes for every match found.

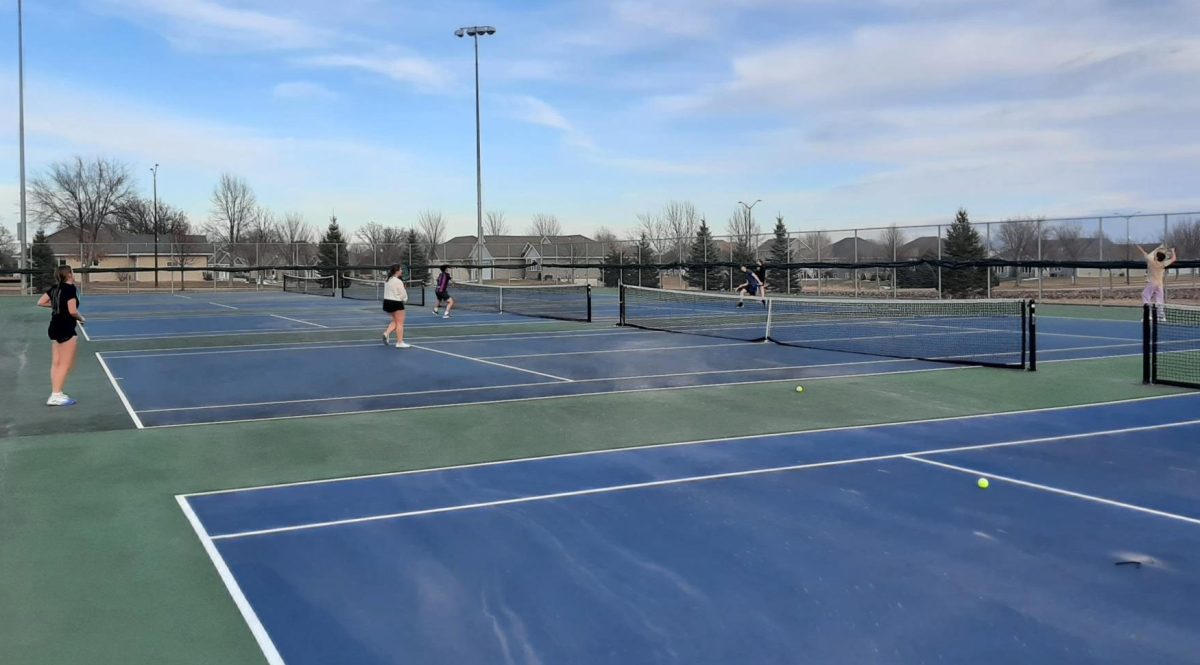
[381,264,411,348]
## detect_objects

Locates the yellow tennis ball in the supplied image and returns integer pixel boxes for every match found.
[795,385,804,393]
[977,478,990,489]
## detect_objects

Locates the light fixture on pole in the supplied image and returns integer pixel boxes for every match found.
[17,0,29,294]
[455,25,496,281]
[150,164,160,287]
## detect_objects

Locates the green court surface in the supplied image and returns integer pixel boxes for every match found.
[0,294,1186,665]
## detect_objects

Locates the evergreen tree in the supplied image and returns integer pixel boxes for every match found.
[30,229,57,291]
[941,208,990,297]
[634,234,660,288]
[317,215,347,286]
[684,220,725,290]
[602,243,627,287]
[405,228,430,284]
[767,215,799,293]
[896,252,938,289]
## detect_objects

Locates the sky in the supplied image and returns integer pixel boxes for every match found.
[1,0,1199,244]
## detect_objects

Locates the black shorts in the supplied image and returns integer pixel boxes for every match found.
[383,300,405,313]
[48,320,77,344]
[436,290,450,302]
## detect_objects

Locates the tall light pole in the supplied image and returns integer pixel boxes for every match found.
[455,25,495,281]
[151,164,160,288]
[17,0,28,294]
[738,198,762,255]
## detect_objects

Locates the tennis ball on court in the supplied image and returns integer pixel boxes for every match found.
[795,385,804,393]
[977,478,990,489]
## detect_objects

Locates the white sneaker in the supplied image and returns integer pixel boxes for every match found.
[433,309,440,315]
[47,393,76,406]
[442,313,451,319]
[382,333,390,346]
[395,342,412,349]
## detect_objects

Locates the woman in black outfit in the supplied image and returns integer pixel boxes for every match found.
[37,265,85,406]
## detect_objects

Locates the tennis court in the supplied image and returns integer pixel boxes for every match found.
[3,284,1200,665]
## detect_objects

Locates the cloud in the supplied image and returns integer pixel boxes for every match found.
[272,81,338,101]
[501,95,596,150]
[94,0,331,51]
[297,54,449,91]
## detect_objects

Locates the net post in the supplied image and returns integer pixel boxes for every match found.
[1026,300,1037,371]
[1142,304,1151,384]
[764,298,774,342]
[586,284,593,323]
[1150,303,1160,384]
[618,284,626,326]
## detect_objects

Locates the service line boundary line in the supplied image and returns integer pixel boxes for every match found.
[207,418,1200,540]
[182,391,1199,498]
[95,353,145,429]
[176,497,286,665]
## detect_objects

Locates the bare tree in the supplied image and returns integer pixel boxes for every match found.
[417,210,447,256]
[529,213,562,238]
[208,173,258,244]
[880,224,907,260]
[0,225,17,270]
[593,226,618,251]
[636,211,675,261]
[726,206,761,264]
[1166,217,1200,277]
[280,212,314,244]
[30,156,135,278]
[485,210,509,236]
[1048,223,1095,284]
[995,217,1045,285]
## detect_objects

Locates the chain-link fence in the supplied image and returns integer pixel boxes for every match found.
[15,211,1199,302]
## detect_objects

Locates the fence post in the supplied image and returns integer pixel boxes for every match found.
[817,235,823,297]
[1098,217,1104,303]
[854,229,860,297]
[936,225,943,299]
[986,223,992,298]
[1037,219,1044,302]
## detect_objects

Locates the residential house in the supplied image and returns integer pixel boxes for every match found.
[44,227,213,283]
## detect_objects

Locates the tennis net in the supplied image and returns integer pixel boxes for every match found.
[620,285,1033,369]
[1145,304,1200,388]
[452,282,592,322]
[283,274,335,297]
[341,277,426,307]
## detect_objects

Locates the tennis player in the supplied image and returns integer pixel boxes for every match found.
[36,265,85,406]
[433,265,454,319]
[754,259,768,301]
[382,264,411,348]
[735,265,765,308]
[1139,244,1177,320]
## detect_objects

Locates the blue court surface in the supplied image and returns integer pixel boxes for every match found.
[180,395,1200,665]
[93,298,1147,428]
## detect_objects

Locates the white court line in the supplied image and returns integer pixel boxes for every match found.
[79,324,91,342]
[101,326,644,355]
[139,346,1175,428]
[174,294,193,299]
[138,379,562,413]
[480,341,747,359]
[176,497,286,664]
[209,302,239,310]
[136,356,917,414]
[184,392,1200,497]
[1039,331,1138,341]
[87,317,559,341]
[904,456,1200,526]
[410,344,573,382]
[208,418,1200,540]
[269,313,327,329]
[95,353,145,429]
[147,364,967,429]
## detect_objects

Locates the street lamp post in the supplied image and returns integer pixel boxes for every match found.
[737,198,762,255]
[455,25,496,282]
[151,164,159,288]
[17,0,28,294]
